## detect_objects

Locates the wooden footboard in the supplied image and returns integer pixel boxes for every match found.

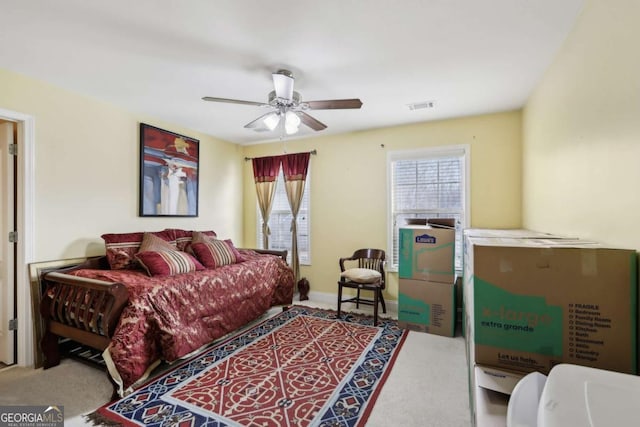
[40,258,129,369]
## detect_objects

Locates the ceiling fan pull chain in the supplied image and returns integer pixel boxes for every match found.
[279,115,285,141]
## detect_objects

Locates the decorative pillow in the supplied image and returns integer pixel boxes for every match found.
[191,230,216,244]
[191,240,242,269]
[340,268,382,284]
[102,230,175,270]
[191,231,245,263]
[136,250,204,277]
[138,232,177,253]
[166,229,218,252]
[226,240,246,263]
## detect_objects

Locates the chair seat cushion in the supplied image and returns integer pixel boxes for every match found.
[340,268,381,283]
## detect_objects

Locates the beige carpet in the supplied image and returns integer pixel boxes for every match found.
[0,359,112,421]
[0,302,470,426]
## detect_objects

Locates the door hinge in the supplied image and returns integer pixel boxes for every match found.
[8,318,17,331]
[8,231,17,243]
[8,143,17,156]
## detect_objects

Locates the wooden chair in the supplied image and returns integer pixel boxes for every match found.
[337,249,386,326]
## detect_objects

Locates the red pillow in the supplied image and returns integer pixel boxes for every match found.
[138,232,177,252]
[102,230,175,270]
[165,229,218,252]
[191,232,244,259]
[136,250,204,277]
[191,239,242,269]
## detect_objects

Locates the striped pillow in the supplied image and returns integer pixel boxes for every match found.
[138,232,177,252]
[136,250,204,277]
[166,229,218,252]
[191,230,216,244]
[102,230,176,270]
[191,240,239,269]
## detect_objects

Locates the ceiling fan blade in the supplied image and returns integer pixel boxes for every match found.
[244,112,273,129]
[297,112,327,131]
[305,99,363,110]
[202,96,268,107]
[244,111,282,132]
[272,69,294,101]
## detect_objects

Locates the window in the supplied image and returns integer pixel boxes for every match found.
[257,169,311,264]
[388,146,469,271]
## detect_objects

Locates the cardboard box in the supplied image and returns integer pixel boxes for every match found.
[398,278,456,337]
[475,365,525,395]
[463,228,564,239]
[399,226,455,283]
[465,236,638,375]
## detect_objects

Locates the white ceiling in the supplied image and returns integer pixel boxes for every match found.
[0,0,585,145]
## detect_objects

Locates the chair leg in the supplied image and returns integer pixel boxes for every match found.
[337,282,343,319]
[373,286,379,326]
[379,289,387,314]
[356,288,361,308]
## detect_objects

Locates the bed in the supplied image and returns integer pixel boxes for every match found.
[38,229,294,395]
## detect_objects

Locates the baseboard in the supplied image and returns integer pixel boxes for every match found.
[297,290,398,315]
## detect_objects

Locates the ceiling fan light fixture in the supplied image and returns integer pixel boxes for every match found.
[284,111,301,135]
[262,112,281,131]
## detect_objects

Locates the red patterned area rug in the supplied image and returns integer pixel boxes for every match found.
[89,305,408,426]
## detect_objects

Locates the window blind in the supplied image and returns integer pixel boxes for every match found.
[390,154,465,270]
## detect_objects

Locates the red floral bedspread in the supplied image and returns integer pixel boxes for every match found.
[67,250,294,389]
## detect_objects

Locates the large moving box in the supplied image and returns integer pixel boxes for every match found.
[399,226,455,284]
[398,279,456,337]
[463,228,563,239]
[464,236,637,375]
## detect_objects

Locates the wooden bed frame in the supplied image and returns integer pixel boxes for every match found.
[38,249,288,373]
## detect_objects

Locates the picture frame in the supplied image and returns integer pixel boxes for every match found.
[139,123,199,217]
[28,257,89,368]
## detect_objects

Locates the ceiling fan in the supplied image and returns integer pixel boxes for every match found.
[202,69,363,135]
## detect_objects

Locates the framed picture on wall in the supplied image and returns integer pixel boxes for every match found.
[139,123,199,217]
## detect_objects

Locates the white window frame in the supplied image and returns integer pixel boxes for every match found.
[386,145,470,272]
[256,168,311,265]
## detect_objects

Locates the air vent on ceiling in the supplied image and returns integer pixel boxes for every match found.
[407,100,436,111]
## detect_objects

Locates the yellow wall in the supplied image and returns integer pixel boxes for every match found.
[0,68,244,262]
[242,111,522,299]
[1,68,523,303]
[523,0,640,251]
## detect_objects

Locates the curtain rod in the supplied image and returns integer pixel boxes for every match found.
[244,149,317,161]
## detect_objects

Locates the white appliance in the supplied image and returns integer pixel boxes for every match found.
[508,363,640,427]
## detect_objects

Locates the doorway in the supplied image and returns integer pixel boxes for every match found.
[0,120,16,366]
[0,109,34,368]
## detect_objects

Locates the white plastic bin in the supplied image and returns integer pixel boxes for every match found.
[506,371,547,427]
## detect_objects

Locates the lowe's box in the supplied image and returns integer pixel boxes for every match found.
[465,236,637,375]
[399,226,455,284]
[398,278,455,337]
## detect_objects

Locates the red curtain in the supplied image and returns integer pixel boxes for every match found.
[252,156,282,248]
[281,152,311,282]
[252,156,282,182]
[252,152,311,282]
[281,152,310,181]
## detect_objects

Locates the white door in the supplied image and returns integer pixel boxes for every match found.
[0,122,15,364]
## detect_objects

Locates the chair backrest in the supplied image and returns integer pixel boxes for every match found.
[353,248,384,268]
[343,249,386,288]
